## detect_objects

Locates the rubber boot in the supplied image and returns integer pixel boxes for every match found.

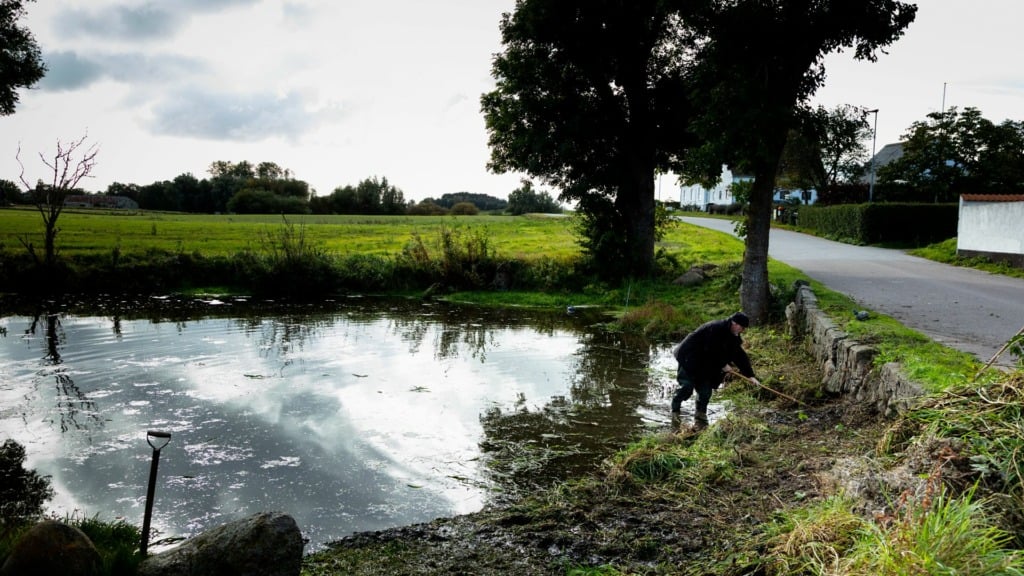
[694,408,708,426]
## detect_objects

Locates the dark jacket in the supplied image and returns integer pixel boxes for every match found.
[673,318,755,384]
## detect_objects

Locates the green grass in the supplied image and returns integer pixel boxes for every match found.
[0,514,141,576]
[0,207,581,261]
[845,485,1024,576]
[910,237,1024,280]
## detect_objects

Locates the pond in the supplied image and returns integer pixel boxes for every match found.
[0,296,697,551]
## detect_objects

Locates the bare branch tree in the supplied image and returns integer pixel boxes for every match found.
[16,133,99,267]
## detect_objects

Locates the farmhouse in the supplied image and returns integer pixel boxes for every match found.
[677,165,754,209]
[957,194,1024,268]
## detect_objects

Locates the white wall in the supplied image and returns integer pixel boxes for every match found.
[957,198,1024,255]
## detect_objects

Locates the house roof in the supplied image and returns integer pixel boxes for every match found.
[961,194,1024,202]
[860,142,905,183]
[871,142,905,166]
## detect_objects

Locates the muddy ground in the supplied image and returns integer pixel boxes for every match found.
[302,382,888,575]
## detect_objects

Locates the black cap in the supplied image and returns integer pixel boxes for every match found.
[728,312,750,327]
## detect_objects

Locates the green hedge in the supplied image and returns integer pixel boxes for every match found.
[797,203,958,245]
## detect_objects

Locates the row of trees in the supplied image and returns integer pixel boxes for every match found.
[3,158,562,216]
[0,163,565,217]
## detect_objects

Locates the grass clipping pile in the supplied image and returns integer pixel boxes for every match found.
[302,335,1024,576]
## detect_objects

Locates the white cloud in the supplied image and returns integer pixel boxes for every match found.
[4,0,1022,200]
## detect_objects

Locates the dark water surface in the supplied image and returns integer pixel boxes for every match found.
[0,297,680,551]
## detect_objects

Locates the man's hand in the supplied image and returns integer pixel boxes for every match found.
[749,377,761,387]
[722,364,734,374]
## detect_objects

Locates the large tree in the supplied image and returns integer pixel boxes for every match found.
[879,106,1024,201]
[777,104,872,197]
[482,0,697,278]
[1,0,46,116]
[684,0,916,323]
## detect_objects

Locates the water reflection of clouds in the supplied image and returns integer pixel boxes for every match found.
[0,307,621,550]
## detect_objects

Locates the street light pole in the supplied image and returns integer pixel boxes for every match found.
[866,108,879,202]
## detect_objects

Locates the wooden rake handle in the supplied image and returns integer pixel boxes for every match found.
[727,370,807,407]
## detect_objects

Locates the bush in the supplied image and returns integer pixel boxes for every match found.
[449,202,480,216]
[798,203,958,246]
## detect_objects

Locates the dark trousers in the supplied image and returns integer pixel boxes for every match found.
[671,366,713,416]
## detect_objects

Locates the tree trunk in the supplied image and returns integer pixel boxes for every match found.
[741,172,774,325]
[44,221,57,268]
[617,167,656,277]
[741,133,788,325]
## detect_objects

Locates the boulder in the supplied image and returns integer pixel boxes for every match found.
[0,520,102,576]
[137,512,303,576]
[672,268,706,287]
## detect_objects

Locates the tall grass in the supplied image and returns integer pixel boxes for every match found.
[764,494,865,575]
[844,485,1024,576]
[0,514,141,576]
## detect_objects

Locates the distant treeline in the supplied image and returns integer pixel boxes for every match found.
[1,160,571,215]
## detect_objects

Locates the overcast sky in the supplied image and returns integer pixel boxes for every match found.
[2,0,1022,201]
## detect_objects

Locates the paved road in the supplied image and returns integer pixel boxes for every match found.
[679,217,1024,366]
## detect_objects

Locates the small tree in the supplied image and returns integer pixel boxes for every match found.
[0,178,21,205]
[449,201,480,215]
[777,104,871,196]
[17,133,99,267]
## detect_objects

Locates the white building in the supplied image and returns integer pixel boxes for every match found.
[677,165,753,209]
[678,165,818,208]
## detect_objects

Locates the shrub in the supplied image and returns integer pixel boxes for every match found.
[449,202,480,216]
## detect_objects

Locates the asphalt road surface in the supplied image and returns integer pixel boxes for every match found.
[679,216,1024,367]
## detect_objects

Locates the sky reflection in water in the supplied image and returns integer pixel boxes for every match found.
[0,300,677,550]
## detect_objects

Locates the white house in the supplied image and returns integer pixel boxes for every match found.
[957,194,1024,268]
[678,165,753,209]
[678,165,818,209]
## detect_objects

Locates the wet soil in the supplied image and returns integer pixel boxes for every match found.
[303,392,887,575]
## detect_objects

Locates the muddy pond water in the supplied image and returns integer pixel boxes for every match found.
[0,296,695,551]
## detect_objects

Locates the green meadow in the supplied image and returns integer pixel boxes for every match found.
[0,207,581,259]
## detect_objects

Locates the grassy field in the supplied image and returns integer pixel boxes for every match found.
[0,207,750,265]
[0,207,585,259]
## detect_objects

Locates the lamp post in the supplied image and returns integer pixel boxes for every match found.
[866,108,879,202]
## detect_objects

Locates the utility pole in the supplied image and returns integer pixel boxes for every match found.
[865,108,879,203]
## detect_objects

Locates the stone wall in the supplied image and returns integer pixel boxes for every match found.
[785,284,923,416]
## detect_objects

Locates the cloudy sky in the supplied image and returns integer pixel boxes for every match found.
[2,0,1022,201]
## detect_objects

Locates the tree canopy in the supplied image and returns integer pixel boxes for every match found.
[507,179,561,215]
[483,0,916,317]
[309,176,406,215]
[681,0,916,322]
[426,192,508,212]
[777,104,872,196]
[482,0,698,278]
[879,106,1024,201]
[0,0,46,116]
